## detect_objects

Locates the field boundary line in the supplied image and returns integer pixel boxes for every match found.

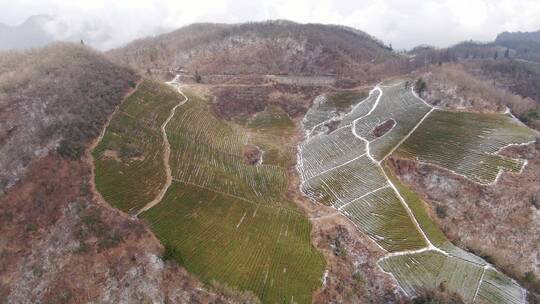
[380,107,435,162]
[302,153,366,183]
[472,265,487,303]
[172,178,298,214]
[337,185,390,210]
[298,81,531,301]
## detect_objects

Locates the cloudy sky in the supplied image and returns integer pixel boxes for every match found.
[2,0,540,50]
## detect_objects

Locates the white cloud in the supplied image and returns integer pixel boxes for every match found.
[1,0,540,50]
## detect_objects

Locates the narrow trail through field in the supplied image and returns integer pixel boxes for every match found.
[299,82,438,252]
[349,84,438,252]
[136,75,188,216]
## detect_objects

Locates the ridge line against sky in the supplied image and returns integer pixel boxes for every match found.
[1,0,540,50]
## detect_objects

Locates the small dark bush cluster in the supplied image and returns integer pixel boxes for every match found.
[523,271,540,303]
[531,195,540,210]
[57,140,84,160]
[75,206,124,252]
[332,237,347,257]
[435,205,447,219]
[519,109,540,126]
[412,283,464,304]
[415,78,428,95]
[161,242,184,265]
[119,143,143,159]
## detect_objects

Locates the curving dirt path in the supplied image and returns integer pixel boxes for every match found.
[135,76,188,216]
[89,80,143,207]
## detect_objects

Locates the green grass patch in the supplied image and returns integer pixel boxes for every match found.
[247,105,295,131]
[246,106,297,168]
[342,186,427,251]
[476,268,525,304]
[383,162,448,246]
[384,161,490,265]
[166,93,294,204]
[326,91,368,112]
[379,250,484,303]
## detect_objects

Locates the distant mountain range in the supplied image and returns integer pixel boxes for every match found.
[496,30,540,44]
[0,15,55,51]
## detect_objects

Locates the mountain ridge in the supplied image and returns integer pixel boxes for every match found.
[108,20,397,81]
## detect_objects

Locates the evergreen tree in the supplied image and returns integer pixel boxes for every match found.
[194,70,202,83]
[504,48,510,59]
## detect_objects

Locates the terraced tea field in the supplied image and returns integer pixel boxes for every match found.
[94,78,325,303]
[303,90,369,138]
[298,80,535,303]
[143,183,323,304]
[165,93,290,205]
[395,110,536,184]
[93,80,179,213]
[352,83,433,161]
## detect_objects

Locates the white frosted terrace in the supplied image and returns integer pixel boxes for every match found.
[298,80,531,303]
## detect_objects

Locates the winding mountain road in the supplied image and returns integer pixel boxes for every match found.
[135,75,188,216]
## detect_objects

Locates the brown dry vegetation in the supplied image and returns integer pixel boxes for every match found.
[417,63,536,114]
[108,20,395,75]
[0,152,253,303]
[6,23,539,303]
[0,43,138,191]
[241,144,262,165]
[389,63,540,300]
[0,44,250,303]
[108,20,411,89]
[211,84,327,121]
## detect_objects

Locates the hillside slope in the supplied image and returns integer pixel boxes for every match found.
[0,44,250,303]
[0,43,137,191]
[495,30,540,61]
[109,20,398,83]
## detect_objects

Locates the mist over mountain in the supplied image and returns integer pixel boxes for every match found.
[0,15,170,51]
[0,15,54,50]
[496,30,540,43]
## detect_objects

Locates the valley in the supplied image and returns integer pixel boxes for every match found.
[2,18,540,304]
[93,73,536,303]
